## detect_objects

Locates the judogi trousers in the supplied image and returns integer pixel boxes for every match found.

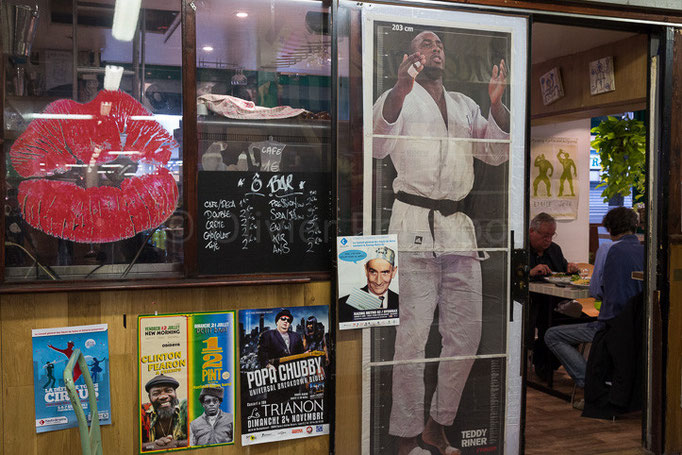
[389,252,482,437]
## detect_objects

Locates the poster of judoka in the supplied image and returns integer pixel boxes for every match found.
[361,5,528,454]
[138,311,236,452]
[239,305,329,445]
[530,136,580,220]
[32,324,112,433]
[337,234,399,329]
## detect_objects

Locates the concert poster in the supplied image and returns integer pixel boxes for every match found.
[138,311,236,452]
[238,305,330,445]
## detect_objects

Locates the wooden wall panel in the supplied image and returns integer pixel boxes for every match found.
[334,328,362,454]
[0,282,333,454]
[531,34,647,124]
[667,247,682,452]
[665,29,682,454]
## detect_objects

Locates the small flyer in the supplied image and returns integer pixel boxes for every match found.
[138,312,236,453]
[32,323,112,433]
[239,305,329,445]
[337,234,399,329]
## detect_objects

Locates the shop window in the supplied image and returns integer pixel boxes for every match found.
[194,0,332,276]
[3,0,184,281]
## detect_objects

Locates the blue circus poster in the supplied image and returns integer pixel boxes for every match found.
[32,324,112,433]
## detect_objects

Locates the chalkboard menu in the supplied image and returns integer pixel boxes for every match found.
[198,171,332,275]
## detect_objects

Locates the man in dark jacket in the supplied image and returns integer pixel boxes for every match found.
[545,207,643,396]
[257,309,304,368]
[528,212,579,376]
[190,385,233,445]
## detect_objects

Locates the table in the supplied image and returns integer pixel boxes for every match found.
[576,298,599,318]
[529,281,591,299]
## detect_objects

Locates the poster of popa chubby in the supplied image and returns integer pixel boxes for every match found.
[138,311,236,453]
[239,305,330,445]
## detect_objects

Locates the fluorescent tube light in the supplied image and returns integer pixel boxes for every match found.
[112,0,142,42]
[25,114,94,120]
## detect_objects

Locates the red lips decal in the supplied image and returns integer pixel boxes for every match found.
[10,90,179,243]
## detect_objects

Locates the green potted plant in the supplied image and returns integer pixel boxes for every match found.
[590,115,646,203]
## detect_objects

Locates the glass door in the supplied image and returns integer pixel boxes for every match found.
[336,3,528,453]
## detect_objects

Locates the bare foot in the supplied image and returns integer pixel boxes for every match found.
[421,417,461,455]
[397,436,420,455]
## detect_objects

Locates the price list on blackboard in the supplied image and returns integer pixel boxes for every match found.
[198,171,331,275]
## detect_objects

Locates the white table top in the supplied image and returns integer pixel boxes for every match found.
[529,281,591,299]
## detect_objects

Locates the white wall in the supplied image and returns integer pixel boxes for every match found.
[531,119,591,263]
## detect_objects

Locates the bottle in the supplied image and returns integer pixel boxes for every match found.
[237,152,248,171]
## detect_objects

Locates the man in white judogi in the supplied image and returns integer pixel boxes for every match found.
[372,30,510,455]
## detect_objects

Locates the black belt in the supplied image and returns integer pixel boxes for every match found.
[395,191,464,217]
[395,191,466,243]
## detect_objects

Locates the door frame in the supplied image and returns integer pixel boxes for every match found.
[520,14,669,454]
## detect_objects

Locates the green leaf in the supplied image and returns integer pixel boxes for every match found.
[591,116,646,203]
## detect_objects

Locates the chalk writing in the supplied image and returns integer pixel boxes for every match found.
[198,171,331,275]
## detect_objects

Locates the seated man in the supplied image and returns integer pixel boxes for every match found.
[528,212,579,376]
[544,207,643,394]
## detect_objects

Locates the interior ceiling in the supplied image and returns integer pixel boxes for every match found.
[30,1,641,75]
[531,23,638,65]
[194,0,330,74]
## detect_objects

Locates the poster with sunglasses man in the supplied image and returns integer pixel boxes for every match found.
[239,305,330,445]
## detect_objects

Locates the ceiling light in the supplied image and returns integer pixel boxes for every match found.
[112,0,142,42]
[202,46,214,52]
[235,12,248,18]
[25,113,94,120]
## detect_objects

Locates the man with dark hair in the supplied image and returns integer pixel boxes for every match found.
[141,374,188,451]
[190,385,233,446]
[303,316,325,352]
[587,207,638,300]
[528,212,579,377]
[257,309,304,368]
[545,207,643,396]
[372,29,509,455]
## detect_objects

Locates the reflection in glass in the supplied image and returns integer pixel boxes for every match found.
[368,358,505,454]
[195,0,331,174]
[194,0,332,277]
[3,0,184,281]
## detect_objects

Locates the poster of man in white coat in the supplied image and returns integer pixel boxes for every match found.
[362,10,524,455]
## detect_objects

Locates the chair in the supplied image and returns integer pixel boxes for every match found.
[63,348,103,455]
[574,262,594,276]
